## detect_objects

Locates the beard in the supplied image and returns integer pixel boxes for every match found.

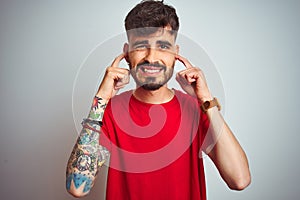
[129,61,175,91]
[141,77,164,91]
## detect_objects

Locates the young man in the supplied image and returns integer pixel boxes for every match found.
[66,1,251,199]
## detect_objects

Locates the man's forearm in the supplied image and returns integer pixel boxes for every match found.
[66,96,110,197]
[204,107,251,190]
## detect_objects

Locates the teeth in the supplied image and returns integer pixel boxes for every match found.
[143,68,160,73]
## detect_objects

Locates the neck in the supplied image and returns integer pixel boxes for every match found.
[133,86,174,104]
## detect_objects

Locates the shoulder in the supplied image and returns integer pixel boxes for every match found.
[111,90,133,102]
[105,90,133,110]
[173,89,198,106]
[102,90,133,124]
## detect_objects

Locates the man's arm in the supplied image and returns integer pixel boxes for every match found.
[66,53,129,197]
[66,96,110,197]
[175,54,251,190]
[204,107,251,190]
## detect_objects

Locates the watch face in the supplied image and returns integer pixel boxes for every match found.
[203,101,210,109]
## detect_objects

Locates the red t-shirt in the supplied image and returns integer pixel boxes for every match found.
[100,90,209,200]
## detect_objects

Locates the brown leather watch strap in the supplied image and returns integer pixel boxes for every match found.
[200,97,221,113]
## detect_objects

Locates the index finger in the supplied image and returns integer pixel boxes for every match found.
[175,54,193,68]
[111,53,126,68]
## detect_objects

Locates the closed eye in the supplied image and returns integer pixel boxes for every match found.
[135,44,148,49]
[132,40,149,50]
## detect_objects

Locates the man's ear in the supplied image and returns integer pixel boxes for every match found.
[123,43,129,63]
[175,45,179,55]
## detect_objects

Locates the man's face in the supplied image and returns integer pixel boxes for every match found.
[125,28,178,90]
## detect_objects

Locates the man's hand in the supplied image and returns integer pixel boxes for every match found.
[175,55,213,103]
[96,53,130,100]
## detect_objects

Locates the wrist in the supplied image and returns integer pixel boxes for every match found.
[82,118,102,128]
[196,89,213,104]
[87,96,109,121]
[95,95,110,104]
[199,97,221,113]
[197,95,214,104]
[95,87,113,101]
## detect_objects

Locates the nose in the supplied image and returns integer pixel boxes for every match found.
[144,47,159,63]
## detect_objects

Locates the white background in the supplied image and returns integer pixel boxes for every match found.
[0,0,299,199]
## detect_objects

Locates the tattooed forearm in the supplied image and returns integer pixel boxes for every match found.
[88,96,108,122]
[66,96,110,197]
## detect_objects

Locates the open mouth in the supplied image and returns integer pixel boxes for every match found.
[138,65,166,75]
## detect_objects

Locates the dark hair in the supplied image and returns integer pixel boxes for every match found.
[125,0,179,32]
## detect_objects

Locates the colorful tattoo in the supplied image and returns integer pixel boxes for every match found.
[78,127,99,146]
[66,96,110,194]
[88,96,108,121]
[66,173,93,193]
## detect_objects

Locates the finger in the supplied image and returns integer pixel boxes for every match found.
[177,68,197,82]
[177,67,194,77]
[179,70,198,83]
[118,71,130,82]
[111,53,126,68]
[185,75,197,83]
[176,73,189,86]
[175,54,193,68]
[115,69,130,88]
[186,70,199,82]
[115,82,127,90]
[115,78,130,89]
[106,67,129,81]
[112,67,130,75]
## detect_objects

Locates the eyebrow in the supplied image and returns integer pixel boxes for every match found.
[132,40,149,47]
[132,40,173,47]
[156,40,172,47]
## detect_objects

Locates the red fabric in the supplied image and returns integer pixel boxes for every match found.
[100,90,209,200]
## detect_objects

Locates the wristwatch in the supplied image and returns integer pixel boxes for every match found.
[200,97,221,113]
